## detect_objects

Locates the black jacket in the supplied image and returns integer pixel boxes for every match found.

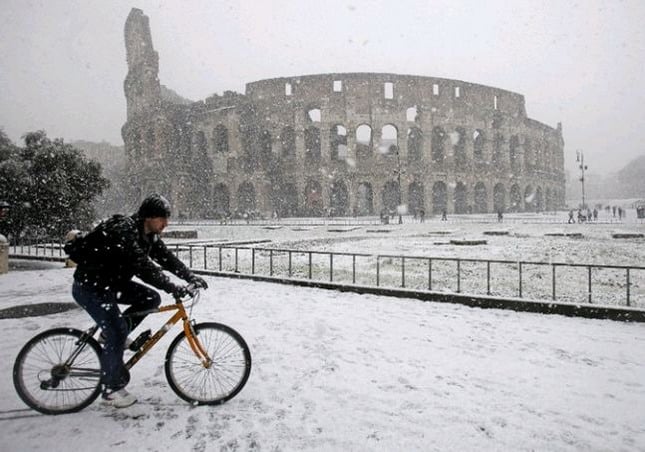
[72,214,192,293]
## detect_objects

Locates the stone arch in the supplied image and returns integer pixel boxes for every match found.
[382,181,400,214]
[432,181,447,214]
[408,182,424,216]
[213,183,230,216]
[260,130,272,167]
[474,182,488,213]
[356,124,372,159]
[454,182,468,214]
[306,107,321,123]
[524,138,533,171]
[237,182,256,213]
[329,179,349,216]
[356,182,374,215]
[509,184,522,212]
[380,124,398,155]
[535,186,544,211]
[304,180,323,216]
[524,185,535,212]
[473,129,486,164]
[277,182,298,217]
[304,126,321,162]
[492,133,505,167]
[509,135,520,171]
[330,124,348,161]
[407,127,423,161]
[213,124,228,153]
[280,126,295,158]
[493,183,506,212]
[453,127,467,170]
[431,126,446,163]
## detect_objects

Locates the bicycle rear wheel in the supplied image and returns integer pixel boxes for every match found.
[13,328,102,415]
[165,322,251,405]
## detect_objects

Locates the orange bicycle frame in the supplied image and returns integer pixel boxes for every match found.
[124,301,211,370]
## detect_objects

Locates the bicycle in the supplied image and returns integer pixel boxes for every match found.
[12,287,252,415]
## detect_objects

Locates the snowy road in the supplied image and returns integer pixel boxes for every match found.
[1,266,644,451]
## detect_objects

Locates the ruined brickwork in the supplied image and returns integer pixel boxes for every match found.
[122,8,565,218]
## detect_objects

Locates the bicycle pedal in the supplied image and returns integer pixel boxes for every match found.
[128,329,151,352]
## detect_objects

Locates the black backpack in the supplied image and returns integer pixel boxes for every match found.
[63,215,123,263]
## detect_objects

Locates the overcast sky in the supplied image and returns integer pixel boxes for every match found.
[1,0,644,177]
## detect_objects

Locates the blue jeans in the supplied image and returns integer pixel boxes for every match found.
[72,280,161,391]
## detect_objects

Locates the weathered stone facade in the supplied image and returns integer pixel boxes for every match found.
[122,8,565,218]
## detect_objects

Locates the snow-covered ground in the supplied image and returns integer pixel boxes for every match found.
[1,262,644,451]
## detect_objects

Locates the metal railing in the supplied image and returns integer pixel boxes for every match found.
[10,241,645,308]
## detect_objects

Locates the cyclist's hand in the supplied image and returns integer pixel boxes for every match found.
[190,275,208,289]
[172,285,190,299]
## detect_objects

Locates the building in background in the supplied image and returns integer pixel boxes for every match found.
[122,8,565,219]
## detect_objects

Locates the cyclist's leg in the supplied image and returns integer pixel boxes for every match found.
[72,281,129,391]
[118,281,161,332]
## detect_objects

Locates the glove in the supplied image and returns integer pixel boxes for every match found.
[190,275,208,289]
[172,285,190,299]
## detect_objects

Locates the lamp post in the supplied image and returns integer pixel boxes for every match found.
[390,145,403,224]
[576,150,587,209]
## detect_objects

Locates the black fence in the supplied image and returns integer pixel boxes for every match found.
[10,241,645,308]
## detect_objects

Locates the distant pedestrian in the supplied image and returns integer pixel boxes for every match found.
[497,210,503,222]
[419,208,425,223]
[593,208,598,221]
[568,209,575,224]
[441,209,447,221]
[612,206,617,217]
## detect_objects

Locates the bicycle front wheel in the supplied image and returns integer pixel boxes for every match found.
[13,328,102,415]
[165,322,251,405]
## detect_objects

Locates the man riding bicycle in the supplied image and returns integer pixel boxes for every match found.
[68,194,208,408]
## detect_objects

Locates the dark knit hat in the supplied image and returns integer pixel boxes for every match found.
[138,194,171,218]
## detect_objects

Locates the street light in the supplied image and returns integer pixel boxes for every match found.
[576,150,588,209]
[390,145,403,224]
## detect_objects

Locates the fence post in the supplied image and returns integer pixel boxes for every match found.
[376,256,380,287]
[588,266,592,304]
[626,268,630,307]
[456,259,461,293]
[203,246,207,270]
[189,246,193,268]
[352,254,356,284]
[487,261,491,295]
[235,248,239,272]
[288,251,292,277]
[218,247,222,271]
[330,253,333,282]
[308,252,312,279]
[428,258,432,291]
[518,262,522,298]
[401,257,405,288]
[552,265,556,300]
[269,250,273,276]
[252,248,255,275]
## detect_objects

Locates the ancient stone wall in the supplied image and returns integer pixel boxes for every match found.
[122,9,565,218]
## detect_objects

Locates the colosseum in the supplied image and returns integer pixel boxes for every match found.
[122,8,566,219]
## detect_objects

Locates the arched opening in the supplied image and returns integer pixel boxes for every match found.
[382,181,400,214]
[474,182,488,213]
[304,126,321,162]
[535,187,544,212]
[356,182,373,215]
[431,127,446,164]
[524,185,535,212]
[260,130,272,169]
[408,182,424,216]
[407,127,423,161]
[237,182,256,214]
[493,183,506,212]
[356,124,372,160]
[454,182,468,214]
[304,180,323,216]
[473,129,485,165]
[509,135,520,171]
[380,124,398,155]
[277,182,298,217]
[213,183,230,217]
[509,184,522,212]
[330,125,348,161]
[329,180,349,216]
[432,182,447,214]
[453,127,467,170]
